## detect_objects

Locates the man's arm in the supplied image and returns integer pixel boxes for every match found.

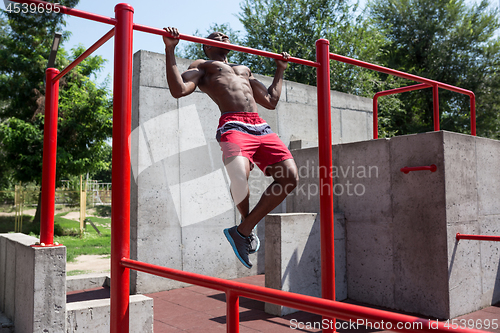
[249,52,290,110]
[163,27,204,99]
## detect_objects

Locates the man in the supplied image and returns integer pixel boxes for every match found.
[163,27,299,268]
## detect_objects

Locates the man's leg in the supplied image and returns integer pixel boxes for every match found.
[237,158,299,237]
[224,155,252,218]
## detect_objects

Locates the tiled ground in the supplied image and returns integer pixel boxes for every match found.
[67,274,500,333]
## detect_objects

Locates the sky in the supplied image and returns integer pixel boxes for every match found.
[54,0,248,85]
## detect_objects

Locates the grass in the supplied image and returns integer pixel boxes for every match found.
[0,210,111,263]
[53,213,111,262]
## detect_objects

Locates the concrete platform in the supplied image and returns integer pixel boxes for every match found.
[68,274,500,333]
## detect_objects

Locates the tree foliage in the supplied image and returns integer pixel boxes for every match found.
[0,2,113,197]
[369,0,500,137]
[237,0,399,98]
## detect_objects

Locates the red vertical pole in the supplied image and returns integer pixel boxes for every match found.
[433,84,440,131]
[226,291,240,333]
[470,94,476,136]
[373,96,379,139]
[316,39,336,333]
[40,68,60,246]
[110,3,133,333]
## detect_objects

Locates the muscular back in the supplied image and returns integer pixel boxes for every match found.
[192,60,259,113]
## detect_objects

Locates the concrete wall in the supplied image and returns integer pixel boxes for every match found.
[0,233,66,333]
[130,50,373,293]
[288,131,500,319]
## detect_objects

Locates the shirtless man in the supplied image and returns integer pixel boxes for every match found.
[163,27,298,268]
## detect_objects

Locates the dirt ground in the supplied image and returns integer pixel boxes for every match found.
[66,254,110,274]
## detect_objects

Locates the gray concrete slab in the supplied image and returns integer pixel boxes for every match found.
[264,213,320,316]
[66,295,153,333]
[66,273,110,292]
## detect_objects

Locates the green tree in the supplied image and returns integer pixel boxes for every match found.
[369,0,500,137]
[0,3,113,223]
[237,0,395,97]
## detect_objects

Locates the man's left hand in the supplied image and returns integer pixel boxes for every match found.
[275,52,290,70]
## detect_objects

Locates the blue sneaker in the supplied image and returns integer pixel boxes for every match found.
[224,226,252,268]
[248,228,260,254]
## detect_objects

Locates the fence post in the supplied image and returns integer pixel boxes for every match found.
[110,3,134,333]
[316,39,336,333]
[79,175,86,234]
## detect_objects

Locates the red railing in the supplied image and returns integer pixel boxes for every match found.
[329,53,477,138]
[21,0,484,332]
[456,233,500,242]
[373,84,431,139]
[121,257,486,333]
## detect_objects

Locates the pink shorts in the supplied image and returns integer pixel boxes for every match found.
[216,112,293,175]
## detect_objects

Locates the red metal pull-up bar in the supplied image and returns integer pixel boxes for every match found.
[456,233,500,242]
[373,84,431,139]
[329,53,476,137]
[17,1,484,332]
[53,28,115,82]
[132,23,320,68]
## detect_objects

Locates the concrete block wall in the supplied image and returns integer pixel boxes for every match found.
[130,50,373,293]
[288,131,500,319]
[0,233,66,333]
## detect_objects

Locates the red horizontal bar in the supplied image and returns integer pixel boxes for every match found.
[121,257,484,333]
[373,84,432,139]
[400,164,437,174]
[9,0,116,25]
[133,24,320,68]
[53,28,115,82]
[456,233,500,242]
[375,84,431,99]
[330,53,473,97]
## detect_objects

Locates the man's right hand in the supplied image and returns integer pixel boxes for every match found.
[163,27,180,49]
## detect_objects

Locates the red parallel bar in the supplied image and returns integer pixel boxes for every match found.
[39,68,60,246]
[133,23,319,68]
[110,4,134,333]
[373,84,431,139]
[456,233,500,242]
[9,0,116,25]
[329,53,476,136]
[53,28,115,82]
[316,38,336,333]
[400,164,437,174]
[121,257,486,333]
